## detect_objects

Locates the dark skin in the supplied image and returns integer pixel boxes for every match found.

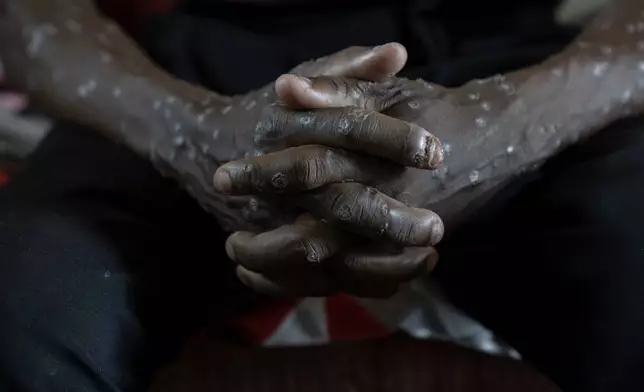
[2,0,644,297]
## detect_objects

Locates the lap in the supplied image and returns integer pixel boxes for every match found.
[0,122,255,392]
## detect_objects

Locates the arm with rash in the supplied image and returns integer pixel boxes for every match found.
[0,0,229,155]
[405,0,644,225]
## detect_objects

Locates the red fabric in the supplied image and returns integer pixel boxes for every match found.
[232,294,391,346]
[325,294,389,341]
[231,299,298,343]
[0,168,9,187]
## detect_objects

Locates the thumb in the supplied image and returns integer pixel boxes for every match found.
[292,42,407,82]
[274,74,415,111]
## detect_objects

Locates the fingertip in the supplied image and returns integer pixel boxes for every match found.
[374,42,407,74]
[409,209,444,246]
[429,216,445,246]
[275,74,301,108]
[368,42,408,81]
[276,74,328,109]
[275,74,307,98]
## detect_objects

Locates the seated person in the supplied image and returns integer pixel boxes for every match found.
[1,0,644,391]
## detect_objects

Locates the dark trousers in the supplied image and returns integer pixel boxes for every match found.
[2,6,644,391]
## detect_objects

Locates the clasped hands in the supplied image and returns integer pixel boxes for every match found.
[213,43,448,298]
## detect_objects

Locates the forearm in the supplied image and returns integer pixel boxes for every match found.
[424,0,644,226]
[0,0,228,155]
[539,0,644,135]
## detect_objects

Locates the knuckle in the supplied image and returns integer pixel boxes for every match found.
[324,76,345,94]
[326,183,360,222]
[332,114,353,136]
[298,237,328,264]
[254,105,283,146]
[235,162,259,190]
[345,107,379,138]
[296,152,328,189]
[366,79,413,108]
[331,107,375,138]
[250,168,269,191]
[346,106,375,122]
[330,77,366,100]
[326,184,389,235]
[293,110,317,130]
[269,171,289,191]
[363,113,382,137]
[352,80,372,96]
[270,104,289,131]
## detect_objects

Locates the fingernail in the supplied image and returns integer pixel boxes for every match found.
[225,238,237,261]
[213,169,233,194]
[427,135,444,169]
[426,249,439,272]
